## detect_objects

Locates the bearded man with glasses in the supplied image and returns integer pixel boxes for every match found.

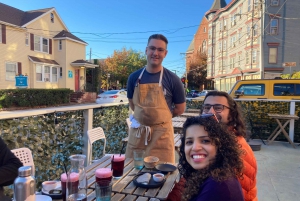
[125,34,186,163]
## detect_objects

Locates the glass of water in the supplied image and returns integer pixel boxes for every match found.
[133,149,145,170]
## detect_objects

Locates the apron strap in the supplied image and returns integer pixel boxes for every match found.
[136,125,152,145]
[136,67,164,87]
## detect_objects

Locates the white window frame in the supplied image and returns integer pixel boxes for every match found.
[224,20,227,30]
[36,64,58,82]
[271,0,279,6]
[254,0,259,10]
[252,50,257,63]
[269,47,277,64]
[34,35,49,53]
[5,62,18,81]
[253,24,258,37]
[202,40,207,53]
[59,40,62,51]
[270,19,278,35]
[223,40,227,51]
[248,0,252,12]
[208,29,212,39]
[51,13,54,23]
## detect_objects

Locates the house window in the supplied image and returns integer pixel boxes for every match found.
[51,13,54,23]
[25,33,29,46]
[208,29,212,39]
[247,25,251,38]
[52,67,58,82]
[203,27,206,33]
[6,62,17,81]
[34,35,49,53]
[239,30,242,43]
[60,67,62,78]
[238,55,241,66]
[253,24,258,37]
[202,40,207,53]
[223,20,227,30]
[252,50,257,63]
[239,7,242,19]
[59,40,62,50]
[219,21,222,31]
[270,19,278,35]
[269,47,277,63]
[219,42,222,52]
[248,0,252,12]
[223,40,227,50]
[271,0,279,6]
[254,0,259,10]
[246,51,249,64]
[36,65,58,82]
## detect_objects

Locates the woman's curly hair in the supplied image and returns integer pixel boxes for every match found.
[200,90,246,137]
[178,117,244,201]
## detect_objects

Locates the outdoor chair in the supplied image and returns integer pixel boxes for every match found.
[87,127,107,164]
[11,147,35,176]
[247,115,267,145]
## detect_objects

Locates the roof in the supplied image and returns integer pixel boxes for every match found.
[70,60,98,68]
[210,0,227,11]
[186,37,195,53]
[0,3,52,26]
[53,30,87,45]
[28,56,59,65]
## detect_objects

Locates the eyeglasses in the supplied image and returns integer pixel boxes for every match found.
[147,46,166,53]
[199,113,219,123]
[202,104,230,113]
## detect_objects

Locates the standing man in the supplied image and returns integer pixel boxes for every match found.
[125,34,186,163]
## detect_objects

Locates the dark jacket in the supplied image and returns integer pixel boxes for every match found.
[0,137,23,186]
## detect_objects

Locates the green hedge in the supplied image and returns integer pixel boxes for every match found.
[0,89,73,108]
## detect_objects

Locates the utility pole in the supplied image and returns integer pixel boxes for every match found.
[89,48,92,62]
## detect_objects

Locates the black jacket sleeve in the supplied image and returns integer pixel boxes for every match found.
[0,137,23,186]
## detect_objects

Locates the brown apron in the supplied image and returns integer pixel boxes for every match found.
[125,67,175,163]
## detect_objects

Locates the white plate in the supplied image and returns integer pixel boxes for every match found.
[36,194,52,201]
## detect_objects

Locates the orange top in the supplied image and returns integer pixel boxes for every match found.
[237,136,258,201]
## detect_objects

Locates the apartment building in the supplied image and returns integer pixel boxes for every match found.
[188,0,300,91]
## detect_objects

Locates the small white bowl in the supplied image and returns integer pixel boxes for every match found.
[42,181,57,191]
[153,173,164,182]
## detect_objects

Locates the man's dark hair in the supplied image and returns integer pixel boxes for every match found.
[201,91,246,137]
[147,34,168,45]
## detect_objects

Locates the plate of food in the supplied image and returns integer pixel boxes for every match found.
[133,172,166,188]
[41,181,62,199]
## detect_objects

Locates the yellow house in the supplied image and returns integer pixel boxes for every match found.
[0,2,98,91]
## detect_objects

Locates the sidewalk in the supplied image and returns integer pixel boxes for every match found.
[254,140,300,201]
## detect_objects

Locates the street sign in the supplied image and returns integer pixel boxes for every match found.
[282,62,296,67]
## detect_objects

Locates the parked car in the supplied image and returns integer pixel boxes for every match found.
[187,90,200,98]
[198,90,213,97]
[96,90,128,104]
[228,79,300,99]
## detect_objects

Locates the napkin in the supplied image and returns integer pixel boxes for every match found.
[130,114,141,128]
[136,173,151,184]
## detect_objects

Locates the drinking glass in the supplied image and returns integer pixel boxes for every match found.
[95,168,112,185]
[111,155,125,178]
[133,150,145,170]
[95,181,112,201]
[66,154,87,201]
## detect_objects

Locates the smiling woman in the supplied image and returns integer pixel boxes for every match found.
[177,117,244,201]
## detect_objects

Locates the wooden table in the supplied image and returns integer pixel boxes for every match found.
[84,155,180,201]
[179,112,199,118]
[267,113,299,148]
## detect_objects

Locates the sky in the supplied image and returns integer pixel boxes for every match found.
[1,0,228,77]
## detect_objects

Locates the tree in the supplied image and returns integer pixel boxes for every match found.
[281,71,300,79]
[104,48,147,88]
[186,53,210,90]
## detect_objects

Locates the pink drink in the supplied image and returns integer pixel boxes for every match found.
[95,168,112,185]
[61,173,79,201]
[111,155,125,178]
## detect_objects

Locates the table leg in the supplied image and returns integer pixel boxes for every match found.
[268,119,290,145]
[276,119,296,149]
[267,125,280,141]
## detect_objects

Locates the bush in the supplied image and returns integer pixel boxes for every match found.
[0,89,73,108]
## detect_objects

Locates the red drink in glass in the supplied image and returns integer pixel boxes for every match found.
[61,172,79,201]
[111,155,125,178]
[95,168,112,186]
